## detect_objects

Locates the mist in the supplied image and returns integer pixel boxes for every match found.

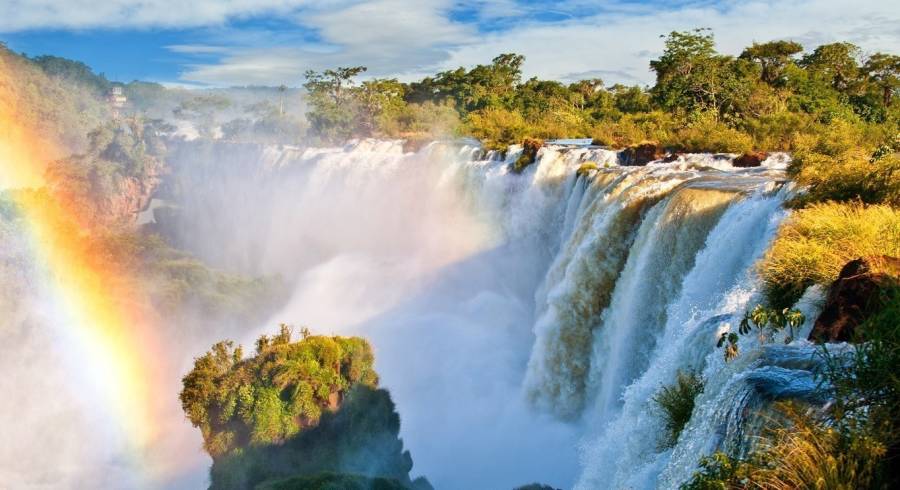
[155,139,585,488]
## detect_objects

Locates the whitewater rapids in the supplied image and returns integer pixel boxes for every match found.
[159,139,820,490]
[0,137,825,489]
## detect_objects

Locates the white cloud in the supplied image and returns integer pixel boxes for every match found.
[2,0,898,87]
[0,0,322,31]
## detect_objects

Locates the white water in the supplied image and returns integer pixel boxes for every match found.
[0,137,815,488]
[158,140,814,489]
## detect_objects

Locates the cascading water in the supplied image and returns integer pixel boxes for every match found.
[5,136,812,488]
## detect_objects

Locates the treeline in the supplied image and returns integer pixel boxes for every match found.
[303,29,899,152]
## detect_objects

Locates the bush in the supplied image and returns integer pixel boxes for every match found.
[760,202,900,308]
[746,405,886,490]
[789,150,900,207]
[663,112,754,153]
[590,111,676,148]
[680,452,745,490]
[465,107,529,150]
[654,370,705,448]
[257,473,410,490]
[822,287,900,463]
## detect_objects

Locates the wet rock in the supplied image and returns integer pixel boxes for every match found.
[618,142,665,166]
[732,151,768,168]
[662,152,683,163]
[809,256,900,343]
[512,137,544,173]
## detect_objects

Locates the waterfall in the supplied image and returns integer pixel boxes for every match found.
[2,137,804,488]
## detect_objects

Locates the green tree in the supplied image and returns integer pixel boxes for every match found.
[863,53,900,107]
[303,66,368,142]
[800,42,861,92]
[739,40,803,84]
[650,29,756,118]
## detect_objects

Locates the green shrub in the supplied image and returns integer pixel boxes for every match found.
[822,287,900,458]
[465,107,529,150]
[654,370,705,448]
[576,161,599,178]
[760,202,900,308]
[257,473,410,490]
[663,112,754,153]
[789,150,900,207]
[680,452,745,490]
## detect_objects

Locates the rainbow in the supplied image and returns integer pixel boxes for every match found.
[1,58,171,482]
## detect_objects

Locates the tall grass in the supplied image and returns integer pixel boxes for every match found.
[759,202,900,308]
[747,405,886,490]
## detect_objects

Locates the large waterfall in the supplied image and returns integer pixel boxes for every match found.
[154,139,820,489]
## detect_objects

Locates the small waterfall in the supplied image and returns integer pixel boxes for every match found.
[573,186,793,489]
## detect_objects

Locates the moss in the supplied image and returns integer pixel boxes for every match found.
[576,161,599,178]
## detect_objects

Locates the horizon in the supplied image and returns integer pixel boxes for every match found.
[2,0,899,88]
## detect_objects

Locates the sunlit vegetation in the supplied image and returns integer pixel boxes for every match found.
[759,203,900,309]
[301,29,899,158]
[717,305,806,361]
[180,324,378,457]
[181,326,431,490]
[654,370,705,448]
[0,44,109,155]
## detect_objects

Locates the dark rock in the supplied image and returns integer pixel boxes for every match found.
[662,152,683,163]
[809,256,900,343]
[512,137,544,173]
[618,142,665,166]
[733,151,768,168]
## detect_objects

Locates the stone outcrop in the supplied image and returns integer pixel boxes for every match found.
[732,151,768,168]
[618,142,665,166]
[809,256,900,343]
[512,137,544,173]
[101,160,165,225]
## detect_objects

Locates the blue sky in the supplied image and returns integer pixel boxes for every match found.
[2,0,899,87]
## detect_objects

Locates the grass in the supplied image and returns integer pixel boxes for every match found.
[759,202,900,308]
[746,405,886,490]
[654,370,705,448]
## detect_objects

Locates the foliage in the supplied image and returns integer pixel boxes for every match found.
[821,287,900,462]
[293,30,899,156]
[30,54,111,94]
[664,112,754,153]
[718,305,805,361]
[789,149,900,208]
[759,202,900,308]
[680,452,746,490]
[749,411,885,489]
[208,384,429,490]
[0,45,109,155]
[740,41,804,85]
[654,370,705,448]
[180,325,378,458]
